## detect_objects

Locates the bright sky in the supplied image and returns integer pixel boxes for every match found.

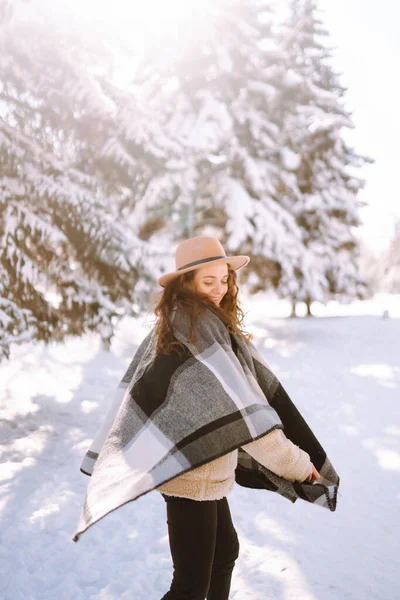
[321,0,400,254]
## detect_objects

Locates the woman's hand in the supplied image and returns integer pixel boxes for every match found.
[305,464,321,482]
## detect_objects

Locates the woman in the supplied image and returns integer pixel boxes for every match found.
[153,236,320,600]
[73,237,339,600]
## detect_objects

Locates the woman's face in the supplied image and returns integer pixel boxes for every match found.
[192,262,229,306]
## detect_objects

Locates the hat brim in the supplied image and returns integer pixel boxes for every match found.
[157,255,250,288]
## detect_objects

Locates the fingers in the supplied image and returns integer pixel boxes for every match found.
[305,464,321,482]
[313,466,321,480]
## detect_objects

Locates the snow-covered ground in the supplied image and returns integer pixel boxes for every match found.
[1,294,399,600]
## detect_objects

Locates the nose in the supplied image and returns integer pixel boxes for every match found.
[213,282,224,295]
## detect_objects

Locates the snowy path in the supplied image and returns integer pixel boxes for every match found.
[0,300,399,599]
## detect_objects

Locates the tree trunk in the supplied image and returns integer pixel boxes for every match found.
[305,298,313,317]
[290,298,297,318]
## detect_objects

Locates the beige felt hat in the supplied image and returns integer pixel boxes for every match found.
[157,236,250,288]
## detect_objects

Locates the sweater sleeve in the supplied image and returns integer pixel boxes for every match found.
[241,428,313,483]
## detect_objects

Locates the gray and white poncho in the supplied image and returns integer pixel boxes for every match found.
[73,305,340,542]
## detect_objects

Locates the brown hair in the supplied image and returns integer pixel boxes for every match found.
[153,267,252,355]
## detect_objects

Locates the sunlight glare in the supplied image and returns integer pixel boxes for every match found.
[0,457,36,482]
[350,363,400,389]
[30,503,61,522]
[255,514,296,543]
[80,400,99,414]
[375,448,400,471]
[363,439,400,472]
[77,0,214,43]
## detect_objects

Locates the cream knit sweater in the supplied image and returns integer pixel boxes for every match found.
[157,428,312,501]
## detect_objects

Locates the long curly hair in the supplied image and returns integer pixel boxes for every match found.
[153,267,252,355]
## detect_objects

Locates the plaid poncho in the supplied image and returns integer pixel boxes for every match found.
[73,306,339,542]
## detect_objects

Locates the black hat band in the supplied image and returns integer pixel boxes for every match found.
[177,255,226,271]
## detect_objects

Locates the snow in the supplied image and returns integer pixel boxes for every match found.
[280,148,301,171]
[186,92,232,151]
[257,38,284,60]
[214,176,255,248]
[1,294,399,599]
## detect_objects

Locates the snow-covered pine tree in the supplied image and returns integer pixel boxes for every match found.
[98,0,369,313]
[0,1,170,359]
[127,1,316,302]
[275,0,371,314]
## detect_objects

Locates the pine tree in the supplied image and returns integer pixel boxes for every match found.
[125,0,369,313]
[129,1,315,303]
[0,1,170,359]
[275,0,371,313]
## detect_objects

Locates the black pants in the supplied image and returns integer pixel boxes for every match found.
[160,494,240,600]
